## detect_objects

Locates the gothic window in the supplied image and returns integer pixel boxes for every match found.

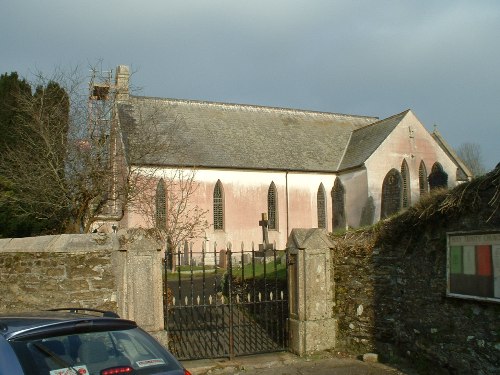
[381,168,402,219]
[213,180,224,230]
[428,162,448,190]
[267,182,278,230]
[317,183,327,229]
[401,159,411,208]
[331,177,346,230]
[155,178,166,229]
[419,160,429,196]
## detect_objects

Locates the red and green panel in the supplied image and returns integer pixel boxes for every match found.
[449,244,498,299]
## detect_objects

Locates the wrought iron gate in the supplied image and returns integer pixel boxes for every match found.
[164,243,288,360]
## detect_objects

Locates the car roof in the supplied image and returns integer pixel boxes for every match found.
[0,310,137,340]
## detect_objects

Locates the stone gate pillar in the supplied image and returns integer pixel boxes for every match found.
[287,228,337,355]
[115,230,164,337]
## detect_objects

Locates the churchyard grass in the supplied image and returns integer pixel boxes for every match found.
[231,261,287,280]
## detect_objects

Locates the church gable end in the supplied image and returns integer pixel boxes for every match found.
[338,110,409,171]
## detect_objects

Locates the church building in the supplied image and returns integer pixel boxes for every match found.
[106,65,471,251]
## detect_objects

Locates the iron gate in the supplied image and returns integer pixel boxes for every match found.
[164,243,288,360]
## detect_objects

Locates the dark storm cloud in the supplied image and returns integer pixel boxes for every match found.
[1,0,498,169]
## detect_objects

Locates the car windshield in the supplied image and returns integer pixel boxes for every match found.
[9,327,183,375]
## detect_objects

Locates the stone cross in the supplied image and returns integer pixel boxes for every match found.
[258,213,274,253]
[259,212,270,245]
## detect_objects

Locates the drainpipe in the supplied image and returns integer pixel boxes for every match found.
[286,171,289,237]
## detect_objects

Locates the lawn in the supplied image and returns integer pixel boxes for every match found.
[166,260,286,280]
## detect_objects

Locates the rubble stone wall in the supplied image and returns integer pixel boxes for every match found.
[0,234,119,313]
[329,169,500,374]
[330,239,376,354]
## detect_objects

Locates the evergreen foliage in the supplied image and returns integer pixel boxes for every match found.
[0,65,196,238]
[0,72,31,153]
[0,72,69,237]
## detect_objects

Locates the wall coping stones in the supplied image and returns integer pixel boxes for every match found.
[0,233,119,253]
[287,228,334,251]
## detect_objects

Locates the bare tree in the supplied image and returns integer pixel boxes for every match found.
[131,168,209,255]
[456,142,486,177]
[0,65,207,236]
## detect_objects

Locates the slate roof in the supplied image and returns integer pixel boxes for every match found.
[338,110,410,170]
[117,96,379,172]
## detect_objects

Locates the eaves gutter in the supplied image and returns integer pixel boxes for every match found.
[129,162,366,175]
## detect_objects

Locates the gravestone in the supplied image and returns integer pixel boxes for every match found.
[242,252,252,265]
[183,241,189,265]
[219,249,228,268]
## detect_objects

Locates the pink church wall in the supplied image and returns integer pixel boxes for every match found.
[339,169,369,228]
[365,111,459,220]
[123,168,363,251]
[119,111,461,250]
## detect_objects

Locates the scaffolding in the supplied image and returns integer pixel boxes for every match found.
[87,67,123,230]
[88,67,115,138]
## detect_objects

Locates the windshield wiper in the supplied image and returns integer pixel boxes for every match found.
[32,342,79,374]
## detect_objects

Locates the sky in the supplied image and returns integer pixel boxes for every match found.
[1,0,498,171]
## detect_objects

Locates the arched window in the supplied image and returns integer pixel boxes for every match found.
[317,183,327,229]
[267,182,278,230]
[331,177,346,230]
[213,180,224,230]
[155,178,166,229]
[401,159,411,208]
[381,168,402,219]
[428,162,448,190]
[419,160,429,196]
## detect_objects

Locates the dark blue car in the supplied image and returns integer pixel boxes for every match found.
[0,308,191,375]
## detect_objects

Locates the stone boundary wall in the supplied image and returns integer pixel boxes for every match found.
[368,227,499,374]
[0,231,165,343]
[330,234,376,354]
[329,174,500,374]
[0,234,119,313]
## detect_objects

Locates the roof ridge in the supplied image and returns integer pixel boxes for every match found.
[129,95,379,121]
[337,130,353,171]
[352,109,410,133]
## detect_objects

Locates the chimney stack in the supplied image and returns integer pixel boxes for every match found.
[115,65,129,101]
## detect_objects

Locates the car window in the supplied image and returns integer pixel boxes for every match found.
[10,327,183,375]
